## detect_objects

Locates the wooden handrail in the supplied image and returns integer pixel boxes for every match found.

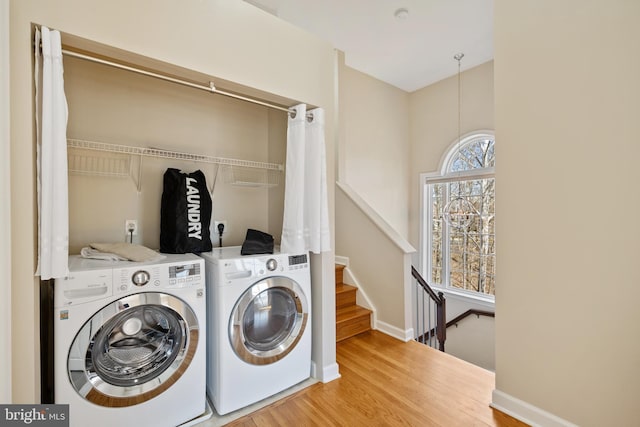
[446,309,494,328]
[411,266,443,304]
[412,266,495,353]
[411,266,446,351]
[419,309,495,345]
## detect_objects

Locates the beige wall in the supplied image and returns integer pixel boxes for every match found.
[335,185,411,331]
[445,315,495,371]
[10,0,336,402]
[340,65,410,237]
[64,56,285,253]
[336,60,415,338]
[1,0,12,403]
[408,61,494,252]
[268,109,288,241]
[337,59,494,254]
[494,1,640,426]
[336,58,495,342]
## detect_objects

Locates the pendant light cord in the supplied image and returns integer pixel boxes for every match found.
[457,53,462,157]
[442,52,477,230]
[455,53,464,194]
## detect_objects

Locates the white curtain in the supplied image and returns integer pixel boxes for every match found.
[35,27,69,279]
[281,104,330,255]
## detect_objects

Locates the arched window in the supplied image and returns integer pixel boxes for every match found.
[422,133,495,297]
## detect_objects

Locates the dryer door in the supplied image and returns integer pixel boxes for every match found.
[229,276,309,365]
[68,292,198,407]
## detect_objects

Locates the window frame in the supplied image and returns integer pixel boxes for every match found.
[419,131,495,304]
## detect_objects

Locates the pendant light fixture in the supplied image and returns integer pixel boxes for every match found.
[443,53,477,229]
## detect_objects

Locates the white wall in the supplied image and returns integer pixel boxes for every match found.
[9,0,337,402]
[494,1,640,426]
[409,61,494,253]
[340,65,410,237]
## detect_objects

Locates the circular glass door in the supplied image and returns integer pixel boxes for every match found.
[229,277,309,365]
[68,292,198,407]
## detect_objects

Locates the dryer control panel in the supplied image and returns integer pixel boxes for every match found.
[287,254,309,271]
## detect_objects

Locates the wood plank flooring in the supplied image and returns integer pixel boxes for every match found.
[225,331,528,426]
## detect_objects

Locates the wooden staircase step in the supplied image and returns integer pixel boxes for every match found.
[335,264,345,285]
[335,263,372,342]
[336,283,357,309]
[336,305,372,342]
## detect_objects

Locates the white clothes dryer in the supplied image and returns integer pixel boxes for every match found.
[54,253,208,427]
[199,246,312,415]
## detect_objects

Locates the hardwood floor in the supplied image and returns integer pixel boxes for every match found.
[225,331,528,426]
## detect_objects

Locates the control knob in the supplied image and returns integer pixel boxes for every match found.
[132,270,150,287]
[266,258,278,272]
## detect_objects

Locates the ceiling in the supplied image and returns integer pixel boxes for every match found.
[243,0,493,92]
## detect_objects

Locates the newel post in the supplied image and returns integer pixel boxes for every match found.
[436,292,446,352]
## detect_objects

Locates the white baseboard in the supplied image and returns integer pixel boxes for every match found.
[334,255,349,266]
[342,265,376,314]
[491,389,578,427]
[375,320,413,342]
[311,361,341,384]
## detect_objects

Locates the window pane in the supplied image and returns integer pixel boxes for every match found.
[426,135,495,296]
[431,183,444,285]
[428,177,495,296]
[448,138,495,172]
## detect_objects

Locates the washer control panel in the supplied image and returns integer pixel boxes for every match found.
[115,260,203,294]
[54,269,114,307]
[56,254,206,306]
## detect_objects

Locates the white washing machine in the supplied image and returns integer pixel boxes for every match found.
[199,246,312,415]
[54,253,208,427]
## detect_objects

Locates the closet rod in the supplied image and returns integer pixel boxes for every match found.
[61,49,292,113]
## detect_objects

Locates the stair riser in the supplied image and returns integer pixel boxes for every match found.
[335,266,344,285]
[337,315,371,342]
[336,290,356,309]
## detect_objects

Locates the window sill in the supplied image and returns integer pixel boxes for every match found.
[430,286,495,309]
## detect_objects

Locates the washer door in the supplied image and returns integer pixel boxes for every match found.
[229,276,308,365]
[68,292,198,407]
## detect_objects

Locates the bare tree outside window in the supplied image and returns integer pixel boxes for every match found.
[426,136,495,296]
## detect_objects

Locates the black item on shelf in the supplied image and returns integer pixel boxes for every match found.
[160,168,213,253]
[241,229,274,255]
[217,222,225,247]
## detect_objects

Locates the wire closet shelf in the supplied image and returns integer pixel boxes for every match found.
[67,138,283,190]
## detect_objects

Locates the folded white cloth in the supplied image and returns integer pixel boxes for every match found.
[82,243,166,263]
[80,247,127,261]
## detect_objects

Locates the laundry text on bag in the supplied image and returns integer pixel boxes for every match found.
[186,177,202,240]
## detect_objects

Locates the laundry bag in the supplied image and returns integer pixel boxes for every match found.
[160,168,213,253]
